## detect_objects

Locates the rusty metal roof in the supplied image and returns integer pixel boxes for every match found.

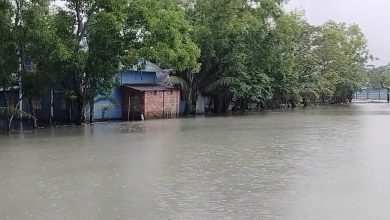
[122,84,177,92]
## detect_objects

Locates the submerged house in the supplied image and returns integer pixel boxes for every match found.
[1,61,181,124]
[93,61,181,121]
[1,76,85,124]
[0,59,73,124]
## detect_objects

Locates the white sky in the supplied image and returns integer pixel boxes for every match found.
[284,0,390,66]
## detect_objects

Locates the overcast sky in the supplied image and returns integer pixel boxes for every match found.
[284,0,390,66]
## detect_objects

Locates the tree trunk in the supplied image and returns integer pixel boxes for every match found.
[220,96,229,114]
[74,97,84,125]
[9,100,21,132]
[50,87,54,125]
[184,92,192,116]
[192,97,197,116]
[303,98,308,108]
[28,99,37,129]
[212,96,220,114]
[69,102,72,123]
[3,94,10,134]
[240,99,245,112]
[7,108,12,132]
[72,71,84,125]
[387,89,390,102]
[5,114,10,133]
[89,97,94,123]
[218,96,222,114]
[291,99,296,108]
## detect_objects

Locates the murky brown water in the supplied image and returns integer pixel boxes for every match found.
[1,104,390,219]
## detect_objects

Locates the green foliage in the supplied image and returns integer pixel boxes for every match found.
[158,1,370,112]
[87,11,123,96]
[20,0,59,99]
[313,22,368,102]
[48,0,127,123]
[368,64,390,90]
[123,0,200,72]
[0,0,18,87]
[0,0,373,122]
[179,0,283,103]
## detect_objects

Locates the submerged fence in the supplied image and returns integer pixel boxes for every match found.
[354,89,389,101]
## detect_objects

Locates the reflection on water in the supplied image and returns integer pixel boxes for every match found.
[1,103,390,219]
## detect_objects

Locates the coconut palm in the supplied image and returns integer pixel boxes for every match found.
[169,70,239,115]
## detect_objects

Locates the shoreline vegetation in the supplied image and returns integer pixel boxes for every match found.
[1,0,390,133]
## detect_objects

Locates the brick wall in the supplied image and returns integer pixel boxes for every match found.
[144,90,180,119]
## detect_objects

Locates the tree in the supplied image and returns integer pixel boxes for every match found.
[253,12,307,108]
[190,0,254,112]
[180,0,286,113]
[123,0,200,72]
[368,64,390,102]
[52,0,126,124]
[20,0,59,122]
[0,0,18,89]
[122,0,201,114]
[1,0,53,130]
[1,0,376,128]
[0,0,18,132]
[313,22,369,103]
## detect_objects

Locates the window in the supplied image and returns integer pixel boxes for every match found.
[32,99,42,110]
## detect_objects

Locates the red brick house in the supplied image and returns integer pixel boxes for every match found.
[122,84,180,120]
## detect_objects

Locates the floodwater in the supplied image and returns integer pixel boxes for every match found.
[1,104,390,220]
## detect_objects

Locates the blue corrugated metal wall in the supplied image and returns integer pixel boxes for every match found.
[119,71,156,85]
[93,88,123,120]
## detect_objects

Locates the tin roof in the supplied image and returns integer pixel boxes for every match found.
[131,61,163,72]
[123,84,177,92]
[121,61,172,85]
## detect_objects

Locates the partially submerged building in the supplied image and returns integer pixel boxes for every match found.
[1,61,181,124]
[93,61,180,121]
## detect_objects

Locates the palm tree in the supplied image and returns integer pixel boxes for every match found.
[169,70,239,115]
